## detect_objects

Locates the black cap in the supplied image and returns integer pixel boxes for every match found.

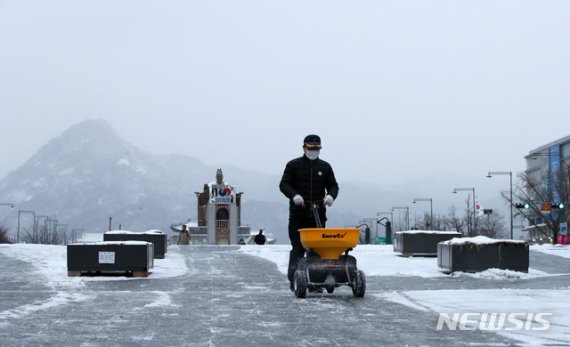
[303,134,322,149]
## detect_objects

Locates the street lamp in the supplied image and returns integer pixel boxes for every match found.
[453,187,476,235]
[358,217,376,244]
[487,171,513,240]
[412,198,433,230]
[17,210,35,243]
[377,211,393,223]
[377,211,394,239]
[392,206,409,230]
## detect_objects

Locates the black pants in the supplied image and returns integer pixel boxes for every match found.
[287,215,325,284]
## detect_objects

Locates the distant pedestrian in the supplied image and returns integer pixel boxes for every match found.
[177,224,190,245]
[254,229,266,245]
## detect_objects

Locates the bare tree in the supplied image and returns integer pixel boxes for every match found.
[415,212,446,231]
[414,212,430,230]
[445,206,466,234]
[22,216,74,245]
[515,161,570,244]
[478,210,506,238]
[444,197,478,236]
[429,213,447,231]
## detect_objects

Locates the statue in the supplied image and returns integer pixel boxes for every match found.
[208,169,234,203]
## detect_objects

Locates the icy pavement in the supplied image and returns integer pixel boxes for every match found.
[1,244,570,347]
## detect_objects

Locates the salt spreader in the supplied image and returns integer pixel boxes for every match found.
[292,227,366,298]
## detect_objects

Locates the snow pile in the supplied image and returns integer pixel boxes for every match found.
[395,230,460,235]
[105,229,165,235]
[445,235,527,246]
[450,268,552,280]
[71,240,152,246]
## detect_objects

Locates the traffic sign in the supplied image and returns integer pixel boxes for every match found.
[541,202,551,212]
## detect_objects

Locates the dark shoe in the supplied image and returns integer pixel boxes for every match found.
[290,282,294,292]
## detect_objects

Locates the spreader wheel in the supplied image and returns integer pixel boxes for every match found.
[293,269,308,298]
[352,270,366,297]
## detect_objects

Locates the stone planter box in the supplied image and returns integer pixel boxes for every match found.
[393,231,462,257]
[437,236,529,274]
[104,230,167,259]
[67,241,154,277]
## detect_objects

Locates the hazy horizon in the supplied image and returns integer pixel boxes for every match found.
[2,1,569,188]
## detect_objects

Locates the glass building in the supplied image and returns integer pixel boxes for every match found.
[523,135,570,241]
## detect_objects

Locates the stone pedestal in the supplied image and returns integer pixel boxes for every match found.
[67,241,154,277]
[104,230,167,259]
[393,231,462,256]
[438,237,529,274]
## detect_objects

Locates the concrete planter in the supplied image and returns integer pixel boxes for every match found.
[104,230,167,259]
[438,236,529,274]
[393,231,462,257]
[67,241,154,277]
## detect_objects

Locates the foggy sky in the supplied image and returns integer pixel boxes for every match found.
[1,0,569,189]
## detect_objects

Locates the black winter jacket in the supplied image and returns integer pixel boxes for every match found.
[279,154,339,220]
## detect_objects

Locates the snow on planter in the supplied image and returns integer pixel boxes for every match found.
[67,241,154,277]
[393,230,462,257]
[437,236,529,274]
[104,230,167,259]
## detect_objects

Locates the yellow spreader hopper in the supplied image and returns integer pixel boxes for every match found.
[299,228,360,260]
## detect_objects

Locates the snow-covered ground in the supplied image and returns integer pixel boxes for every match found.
[239,243,570,347]
[531,243,570,259]
[1,242,570,346]
[238,244,551,279]
[0,244,188,291]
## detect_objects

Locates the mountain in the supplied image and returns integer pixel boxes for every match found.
[0,120,376,243]
[0,120,510,243]
[0,120,206,237]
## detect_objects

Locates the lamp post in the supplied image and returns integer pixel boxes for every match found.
[358,218,376,244]
[17,210,35,243]
[487,171,513,240]
[453,187,476,235]
[377,211,393,224]
[392,206,409,230]
[377,211,394,239]
[412,198,433,230]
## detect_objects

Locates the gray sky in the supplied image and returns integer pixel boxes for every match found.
[1,0,569,187]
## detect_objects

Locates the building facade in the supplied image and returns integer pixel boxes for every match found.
[524,135,570,242]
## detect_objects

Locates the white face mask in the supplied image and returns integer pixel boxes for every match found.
[305,150,320,160]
